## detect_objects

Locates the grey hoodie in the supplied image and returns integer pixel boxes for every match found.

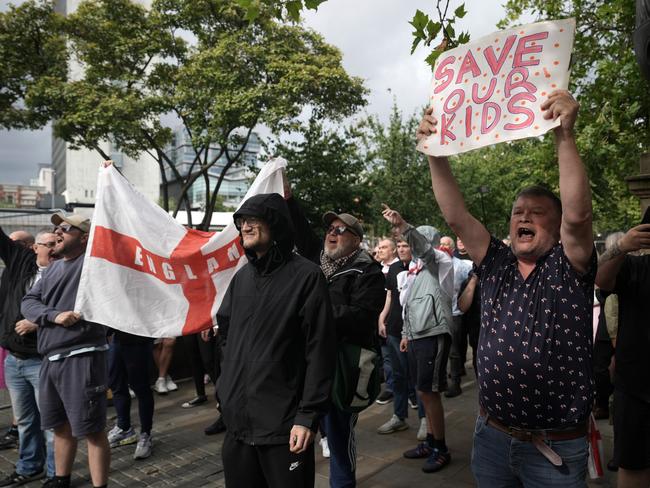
[400,225,453,340]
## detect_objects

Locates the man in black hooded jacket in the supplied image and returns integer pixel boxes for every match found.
[216,193,335,488]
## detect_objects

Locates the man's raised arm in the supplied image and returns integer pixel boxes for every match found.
[417,108,490,266]
[542,90,593,274]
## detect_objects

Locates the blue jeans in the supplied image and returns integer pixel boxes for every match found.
[386,335,425,419]
[324,407,358,488]
[4,354,54,477]
[471,415,589,487]
[380,343,393,393]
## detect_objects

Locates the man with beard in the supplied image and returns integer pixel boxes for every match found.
[22,213,110,488]
[417,90,596,486]
[216,193,335,488]
[286,191,385,488]
[0,228,57,485]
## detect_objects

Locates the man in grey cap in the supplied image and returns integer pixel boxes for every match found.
[22,212,110,488]
[286,191,385,488]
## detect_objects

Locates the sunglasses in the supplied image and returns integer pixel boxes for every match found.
[54,223,80,234]
[234,216,263,228]
[36,242,56,249]
[326,225,349,236]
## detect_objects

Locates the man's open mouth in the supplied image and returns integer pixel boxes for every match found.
[517,227,535,240]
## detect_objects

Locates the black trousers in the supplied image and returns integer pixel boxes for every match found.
[222,434,315,488]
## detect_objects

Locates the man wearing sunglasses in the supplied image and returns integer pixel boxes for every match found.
[286,189,385,488]
[217,193,335,488]
[22,213,110,488]
[0,228,57,485]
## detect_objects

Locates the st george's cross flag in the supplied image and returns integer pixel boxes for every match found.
[74,158,287,338]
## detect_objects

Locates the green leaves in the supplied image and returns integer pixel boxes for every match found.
[409,1,471,69]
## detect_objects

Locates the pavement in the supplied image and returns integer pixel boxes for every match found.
[0,374,617,487]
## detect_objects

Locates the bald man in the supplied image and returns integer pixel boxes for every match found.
[0,227,57,484]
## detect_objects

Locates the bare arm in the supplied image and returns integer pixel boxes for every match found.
[458,274,478,313]
[595,224,650,290]
[416,109,490,266]
[541,91,593,274]
[378,290,391,338]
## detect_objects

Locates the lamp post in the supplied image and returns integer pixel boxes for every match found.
[50,170,56,209]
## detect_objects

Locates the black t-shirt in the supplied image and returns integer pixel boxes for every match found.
[613,254,650,402]
[385,260,408,338]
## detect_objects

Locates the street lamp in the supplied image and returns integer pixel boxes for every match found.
[50,170,56,209]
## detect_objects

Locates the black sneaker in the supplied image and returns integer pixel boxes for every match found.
[444,382,462,398]
[403,442,434,459]
[0,470,44,487]
[0,426,18,450]
[422,448,451,473]
[204,416,226,436]
[42,477,69,488]
[375,390,394,405]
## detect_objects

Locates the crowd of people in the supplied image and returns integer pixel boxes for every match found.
[0,88,648,488]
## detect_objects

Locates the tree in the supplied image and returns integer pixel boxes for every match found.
[499,0,650,233]
[1,0,366,230]
[272,119,371,236]
[0,1,67,129]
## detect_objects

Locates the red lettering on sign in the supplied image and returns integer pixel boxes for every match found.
[504,67,536,98]
[471,78,497,104]
[455,50,481,84]
[483,34,517,75]
[481,102,501,134]
[504,93,536,130]
[513,32,549,68]
[443,89,465,114]
[440,113,457,144]
[434,55,456,94]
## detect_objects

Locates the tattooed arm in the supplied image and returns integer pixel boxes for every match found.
[596,224,650,291]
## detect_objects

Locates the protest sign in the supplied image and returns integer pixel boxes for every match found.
[75,158,286,338]
[417,18,575,157]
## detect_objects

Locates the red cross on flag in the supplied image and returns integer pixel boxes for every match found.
[75,158,287,337]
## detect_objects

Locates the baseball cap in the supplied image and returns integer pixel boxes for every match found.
[51,212,91,233]
[323,211,364,240]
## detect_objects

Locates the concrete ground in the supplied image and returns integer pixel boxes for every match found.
[0,374,616,487]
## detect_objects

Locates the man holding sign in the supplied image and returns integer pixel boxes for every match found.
[417,89,595,487]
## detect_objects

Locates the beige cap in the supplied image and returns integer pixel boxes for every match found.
[51,212,91,233]
[323,212,364,239]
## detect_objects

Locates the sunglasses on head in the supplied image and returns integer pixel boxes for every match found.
[326,225,349,236]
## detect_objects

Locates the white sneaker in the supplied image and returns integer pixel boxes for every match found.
[165,375,178,392]
[153,377,168,394]
[133,432,153,460]
[320,437,330,458]
[107,425,138,448]
[417,417,428,441]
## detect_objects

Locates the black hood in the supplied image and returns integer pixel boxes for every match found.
[233,193,295,266]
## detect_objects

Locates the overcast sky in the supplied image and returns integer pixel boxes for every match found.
[0,0,509,185]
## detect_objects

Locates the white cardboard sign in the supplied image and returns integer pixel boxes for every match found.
[417,18,575,157]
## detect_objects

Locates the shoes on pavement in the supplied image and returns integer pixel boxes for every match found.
[422,448,451,473]
[107,425,138,448]
[182,395,208,408]
[444,382,462,398]
[0,426,19,450]
[153,377,168,394]
[204,416,226,436]
[403,442,434,459]
[320,437,330,458]
[592,406,609,420]
[417,417,428,441]
[42,476,70,488]
[377,415,409,434]
[0,470,44,487]
[408,397,418,410]
[133,432,153,460]
[165,375,178,392]
[375,390,394,405]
